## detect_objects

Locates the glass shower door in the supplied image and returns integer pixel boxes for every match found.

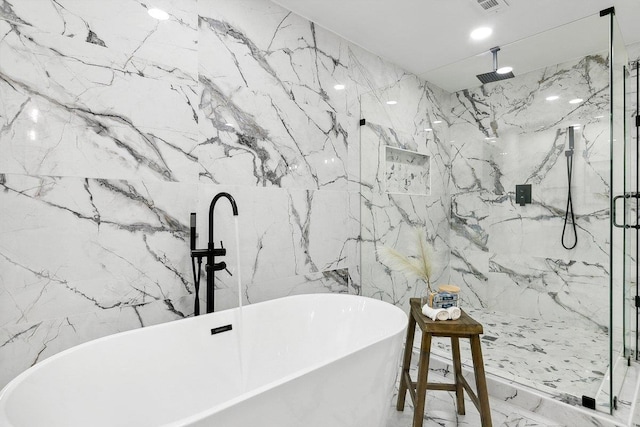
[609,9,632,415]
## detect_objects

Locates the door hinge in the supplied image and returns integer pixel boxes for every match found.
[359,118,366,126]
[635,295,640,308]
[600,7,615,16]
[636,115,640,128]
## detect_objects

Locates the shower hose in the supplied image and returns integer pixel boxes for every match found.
[191,256,202,316]
[562,141,578,250]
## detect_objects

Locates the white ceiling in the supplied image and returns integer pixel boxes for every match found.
[271,0,640,92]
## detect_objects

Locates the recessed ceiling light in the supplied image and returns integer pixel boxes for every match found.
[569,98,583,104]
[148,8,170,20]
[594,115,605,119]
[333,84,345,90]
[496,66,512,74]
[386,100,397,105]
[225,123,234,127]
[545,95,559,101]
[470,27,492,41]
[433,120,442,124]
[424,128,432,132]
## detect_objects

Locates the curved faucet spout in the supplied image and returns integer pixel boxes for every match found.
[204,192,239,314]
[208,192,239,247]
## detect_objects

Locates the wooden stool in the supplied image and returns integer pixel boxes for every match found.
[396,298,492,427]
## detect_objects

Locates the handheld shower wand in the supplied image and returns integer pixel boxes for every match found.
[562,126,578,250]
[190,213,202,315]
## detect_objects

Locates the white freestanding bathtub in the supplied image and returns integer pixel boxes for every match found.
[0,293,407,427]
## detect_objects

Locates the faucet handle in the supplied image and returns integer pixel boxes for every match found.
[219,240,224,249]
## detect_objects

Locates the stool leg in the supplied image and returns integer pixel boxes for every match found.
[450,336,465,415]
[470,335,492,427]
[413,332,432,427]
[396,313,416,411]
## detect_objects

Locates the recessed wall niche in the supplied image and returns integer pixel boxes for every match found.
[384,146,431,195]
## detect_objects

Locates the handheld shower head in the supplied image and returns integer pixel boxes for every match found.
[568,126,575,150]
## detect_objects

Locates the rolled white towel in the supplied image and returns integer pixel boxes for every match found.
[446,306,461,321]
[422,305,450,321]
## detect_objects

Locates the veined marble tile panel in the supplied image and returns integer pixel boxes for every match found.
[1,0,198,76]
[360,124,449,197]
[449,249,490,310]
[450,125,609,198]
[0,21,199,182]
[450,191,490,253]
[360,191,450,311]
[243,269,349,307]
[198,0,359,118]
[198,0,415,116]
[197,76,355,189]
[450,54,609,140]
[347,191,361,272]
[196,4,366,191]
[0,18,197,85]
[451,184,608,265]
[0,296,188,391]
[0,174,195,326]
[358,62,452,312]
[483,196,609,261]
[486,262,608,328]
[194,185,351,304]
[450,55,610,206]
[360,74,450,140]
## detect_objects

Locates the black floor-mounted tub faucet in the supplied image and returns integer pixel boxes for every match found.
[190,192,239,315]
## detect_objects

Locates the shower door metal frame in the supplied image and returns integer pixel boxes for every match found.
[634,60,639,362]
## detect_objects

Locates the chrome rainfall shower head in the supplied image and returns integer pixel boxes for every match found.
[476,46,515,84]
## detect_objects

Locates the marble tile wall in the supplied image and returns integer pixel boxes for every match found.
[448,53,612,332]
[0,0,418,388]
[359,76,451,310]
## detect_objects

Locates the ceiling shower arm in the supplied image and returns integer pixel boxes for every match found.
[491,46,500,71]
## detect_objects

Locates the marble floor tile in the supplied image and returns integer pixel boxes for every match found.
[387,306,640,427]
[384,349,636,427]
[386,365,564,427]
[421,308,609,403]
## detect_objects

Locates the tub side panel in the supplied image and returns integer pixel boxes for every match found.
[238,294,407,390]
[190,332,405,427]
[0,311,245,427]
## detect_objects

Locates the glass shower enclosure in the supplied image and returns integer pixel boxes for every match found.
[359,9,635,415]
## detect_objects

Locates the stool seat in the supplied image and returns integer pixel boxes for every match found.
[396,298,492,427]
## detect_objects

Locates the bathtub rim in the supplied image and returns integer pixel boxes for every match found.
[0,293,408,427]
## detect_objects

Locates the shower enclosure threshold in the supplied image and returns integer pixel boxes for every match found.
[397,350,640,427]
[412,308,610,408]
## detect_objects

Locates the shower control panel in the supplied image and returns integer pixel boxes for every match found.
[515,184,531,206]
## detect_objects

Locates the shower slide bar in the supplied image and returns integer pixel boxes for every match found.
[613,192,640,229]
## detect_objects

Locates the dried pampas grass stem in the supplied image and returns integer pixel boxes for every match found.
[376,228,435,292]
